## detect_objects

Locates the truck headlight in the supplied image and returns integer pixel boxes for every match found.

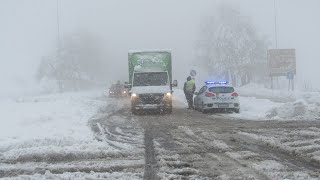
[131,93,137,97]
[166,92,171,96]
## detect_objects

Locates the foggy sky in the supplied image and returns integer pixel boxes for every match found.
[1,0,320,96]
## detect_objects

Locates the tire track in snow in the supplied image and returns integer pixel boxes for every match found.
[143,127,159,180]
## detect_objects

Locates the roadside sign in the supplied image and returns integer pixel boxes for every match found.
[190,70,197,77]
[268,49,296,77]
[286,71,294,80]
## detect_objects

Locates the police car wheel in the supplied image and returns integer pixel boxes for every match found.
[161,107,172,114]
[201,103,208,114]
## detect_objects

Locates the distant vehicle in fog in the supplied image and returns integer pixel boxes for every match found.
[109,82,128,98]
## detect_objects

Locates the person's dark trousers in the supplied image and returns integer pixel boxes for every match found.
[185,92,194,109]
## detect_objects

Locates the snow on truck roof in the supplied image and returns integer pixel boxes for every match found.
[128,50,171,54]
[134,65,167,72]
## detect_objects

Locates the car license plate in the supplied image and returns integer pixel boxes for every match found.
[218,103,229,108]
[216,97,229,100]
[143,104,158,109]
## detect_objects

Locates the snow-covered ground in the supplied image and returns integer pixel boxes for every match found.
[2,84,316,153]
[0,90,144,179]
[174,83,320,121]
[236,83,320,121]
[0,91,111,162]
[1,83,319,179]
[0,90,103,144]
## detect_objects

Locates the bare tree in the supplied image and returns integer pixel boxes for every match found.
[195,4,269,86]
[36,30,106,92]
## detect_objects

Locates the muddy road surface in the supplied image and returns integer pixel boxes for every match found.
[90,99,320,179]
[128,104,320,179]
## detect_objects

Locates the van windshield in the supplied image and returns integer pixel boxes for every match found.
[133,72,168,86]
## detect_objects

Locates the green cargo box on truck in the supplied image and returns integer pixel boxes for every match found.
[127,50,177,114]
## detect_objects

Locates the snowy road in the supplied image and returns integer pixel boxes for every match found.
[1,90,320,179]
[136,109,320,179]
[90,97,320,179]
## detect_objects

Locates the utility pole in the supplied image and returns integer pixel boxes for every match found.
[56,0,60,43]
[56,0,62,92]
[274,0,278,49]
[271,0,278,89]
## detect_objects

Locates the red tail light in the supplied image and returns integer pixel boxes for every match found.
[205,92,216,97]
[231,92,239,97]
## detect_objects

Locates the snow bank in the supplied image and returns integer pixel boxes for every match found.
[237,83,296,102]
[0,90,121,162]
[0,91,103,141]
[228,96,282,120]
[266,99,320,120]
[236,83,320,121]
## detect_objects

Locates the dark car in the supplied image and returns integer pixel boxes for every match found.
[109,83,128,98]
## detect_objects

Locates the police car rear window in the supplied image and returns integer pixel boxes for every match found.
[208,87,234,93]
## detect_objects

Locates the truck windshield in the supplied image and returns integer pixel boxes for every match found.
[133,72,168,86]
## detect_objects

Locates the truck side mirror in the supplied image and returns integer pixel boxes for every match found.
[124,83,131,88]
[172,80,178,87]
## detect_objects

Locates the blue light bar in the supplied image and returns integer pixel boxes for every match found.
[205,81,228,85]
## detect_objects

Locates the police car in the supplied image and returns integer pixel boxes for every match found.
[194,81,240,113]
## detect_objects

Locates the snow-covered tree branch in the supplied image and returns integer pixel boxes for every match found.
[196,4,270,86]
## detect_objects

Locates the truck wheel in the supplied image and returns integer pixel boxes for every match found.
[165,100,172,114]
[166,107,172,114]
[131,106,138,115]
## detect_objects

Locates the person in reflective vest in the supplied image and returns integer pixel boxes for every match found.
[183,76,196,109]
